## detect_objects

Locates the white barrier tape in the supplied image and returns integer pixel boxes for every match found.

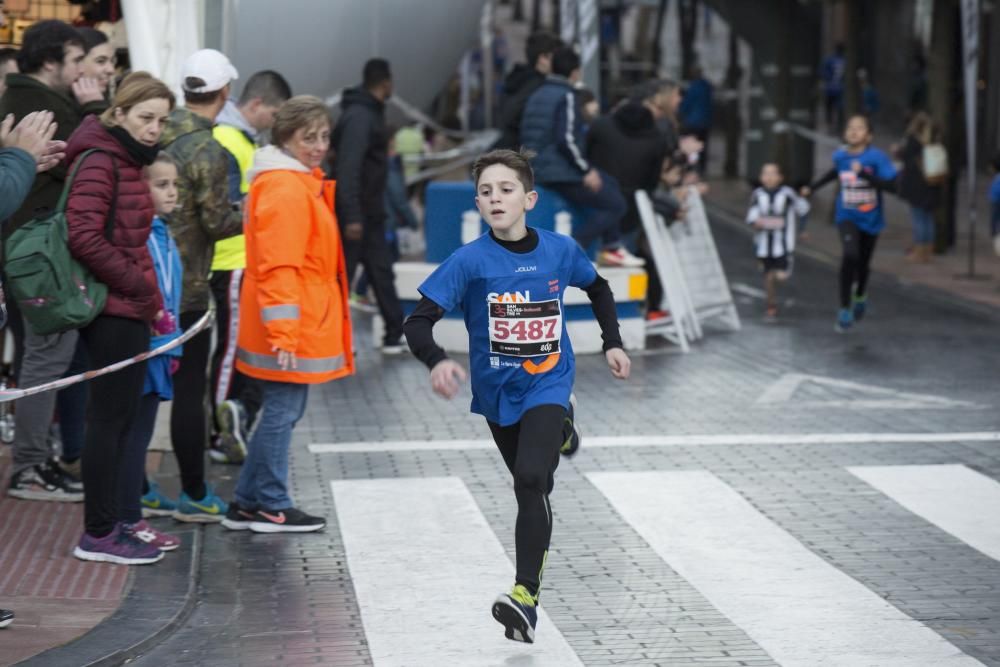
[0,309,215,403]
[772,120,843,149]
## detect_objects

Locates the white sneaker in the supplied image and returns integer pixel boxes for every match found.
[598,247,645,268]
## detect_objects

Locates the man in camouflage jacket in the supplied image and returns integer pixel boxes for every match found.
[158,49,242,518]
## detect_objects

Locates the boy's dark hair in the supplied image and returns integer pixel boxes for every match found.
[525,31,562,68]
[552,46,581,78]
[472,149,536,192]
[992,151,1000,173]
[0,48,17,67]
[17,20,83,75]
[239,70,292,107]
[363,58,392,89]
[577,88,596,106]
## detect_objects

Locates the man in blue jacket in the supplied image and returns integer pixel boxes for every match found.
[679,66,713,174]
[0,108,66,632]
[520,46,643,268]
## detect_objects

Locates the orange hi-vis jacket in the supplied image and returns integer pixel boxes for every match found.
[236,145,354,384]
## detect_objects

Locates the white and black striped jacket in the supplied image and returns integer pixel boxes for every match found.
[746,186,810,259]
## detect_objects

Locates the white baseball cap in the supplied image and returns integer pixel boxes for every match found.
[181,49,239,93]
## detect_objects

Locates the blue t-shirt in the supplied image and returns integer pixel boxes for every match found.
[419,228,598,426]
[990,174,1000,236]
[832,146,897,234]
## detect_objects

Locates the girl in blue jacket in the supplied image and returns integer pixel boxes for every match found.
[119,152,185,552]
[801,115,897,332]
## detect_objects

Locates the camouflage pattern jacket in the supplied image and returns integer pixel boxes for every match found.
[160,107,243,313]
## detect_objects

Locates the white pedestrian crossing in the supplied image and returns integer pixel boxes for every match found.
[588,470,984,667]
[331,476,583,667]
[848,464,1000,562]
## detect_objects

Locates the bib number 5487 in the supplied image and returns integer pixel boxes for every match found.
[491,317,558,341]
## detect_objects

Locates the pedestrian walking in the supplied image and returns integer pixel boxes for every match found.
[896,111,944,263]
[801,115,897,333]
[403,149,631,643]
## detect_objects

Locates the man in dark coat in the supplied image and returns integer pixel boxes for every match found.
[494,31,562,150]
[332,58,406,353]
[1,21,103,503]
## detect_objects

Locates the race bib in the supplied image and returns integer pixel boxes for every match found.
[487,299,562,357]
[839,171,876,209]
[757,215,785,230]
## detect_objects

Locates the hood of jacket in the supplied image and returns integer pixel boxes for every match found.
[64,115,132,166]
[247,145,312,183]
[340,86,384,114]
[159,107,213,147]
[613,102,658,137]
[216,98,257,139]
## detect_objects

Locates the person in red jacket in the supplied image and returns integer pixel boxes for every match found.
[221,96,354,534]
[65,72,177,566]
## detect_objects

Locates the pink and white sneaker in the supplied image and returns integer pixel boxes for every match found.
[123,520,181,552]
[598,247,645,268]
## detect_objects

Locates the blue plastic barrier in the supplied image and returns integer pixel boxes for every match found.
[424,180,588,262]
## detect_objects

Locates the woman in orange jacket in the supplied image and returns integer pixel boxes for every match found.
[222,96,354,534]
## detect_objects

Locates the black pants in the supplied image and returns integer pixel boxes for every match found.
[119,392,159,524]
[342,220,405,344]
[209,270,261,430]
[838,221,879,308]
[79,316,149,537]
[170,310,211,499]
[487,404,567,599]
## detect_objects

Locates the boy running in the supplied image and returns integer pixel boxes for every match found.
[403,149,631,643]
[747,162,810,319]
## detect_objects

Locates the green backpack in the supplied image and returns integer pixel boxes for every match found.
[4,149,118,336]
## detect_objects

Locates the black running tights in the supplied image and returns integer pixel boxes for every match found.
[838,221,879,308]
[487,404,566,599]
[170,310,210,499]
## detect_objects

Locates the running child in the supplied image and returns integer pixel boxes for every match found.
[747,162,810,319]
[121,152,185,548]
[403,149,631,644]
[800,114,896,332]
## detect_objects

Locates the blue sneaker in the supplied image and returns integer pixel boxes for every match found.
[492,584,538,643]
[835,308,854,333]
[173,486,228,523]
[852,294,867,321]
[141,482,178,518]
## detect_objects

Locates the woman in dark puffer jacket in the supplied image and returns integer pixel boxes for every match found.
[65,72,177,565]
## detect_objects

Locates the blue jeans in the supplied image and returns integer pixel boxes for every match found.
[547,169,627,250]
[910,206,935,244]
[234,380,309,511]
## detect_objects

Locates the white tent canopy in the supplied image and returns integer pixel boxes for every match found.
[121,0,204,99]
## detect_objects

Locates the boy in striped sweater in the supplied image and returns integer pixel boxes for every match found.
[746,163,810,319]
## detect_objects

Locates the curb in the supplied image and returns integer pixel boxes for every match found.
[16,524,202,667]
[704,200,1000,324]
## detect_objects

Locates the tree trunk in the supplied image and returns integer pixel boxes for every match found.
[928,0,958,251]
[679,0,699,79]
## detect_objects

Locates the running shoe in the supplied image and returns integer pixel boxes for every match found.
[221,501,257,531]
[210,399,247,464]
[835,308,854,333]
[122,519,181,552]
[73,524,164,565]
[381,337,408,355]
[0,609,13,629]
[852,294,867,322]
[598,247,645,268]
[560,394,581,457]
[248,507,326,533]
[141,481,178,518]
[492,584,538,643]
[7,460,83,502]
[173,486,228,523]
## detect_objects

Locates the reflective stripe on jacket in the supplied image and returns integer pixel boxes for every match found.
[235,145,354,384]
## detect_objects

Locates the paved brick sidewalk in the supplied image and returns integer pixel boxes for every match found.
[0,451,128,666]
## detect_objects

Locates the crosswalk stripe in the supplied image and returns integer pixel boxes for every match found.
[331,477,582,667]
[588,470,983,666]
[848,464,1000,562]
